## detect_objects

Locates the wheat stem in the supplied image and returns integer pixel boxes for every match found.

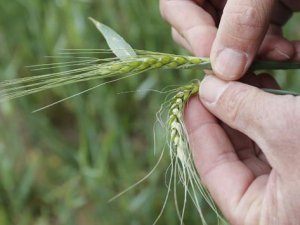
[187,59,300,71]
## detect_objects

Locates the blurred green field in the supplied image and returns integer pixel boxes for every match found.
[0,1,299,225]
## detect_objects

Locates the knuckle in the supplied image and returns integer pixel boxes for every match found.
[222,4,266,41]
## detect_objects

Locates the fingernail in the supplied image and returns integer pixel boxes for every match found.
[213,48,248,80]
[199,75,229,104]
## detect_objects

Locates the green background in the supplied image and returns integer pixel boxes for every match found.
[0,1,299,224]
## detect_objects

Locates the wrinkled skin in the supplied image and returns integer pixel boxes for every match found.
[160,0,300,80]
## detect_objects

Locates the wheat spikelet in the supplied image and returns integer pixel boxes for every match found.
[164,81,227,225]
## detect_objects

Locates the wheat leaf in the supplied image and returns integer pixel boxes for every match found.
[89,17,137,60]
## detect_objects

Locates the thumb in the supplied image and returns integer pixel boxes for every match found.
[199,75,300,172]
[211,0,275,80]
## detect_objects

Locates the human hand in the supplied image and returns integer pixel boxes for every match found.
[160,0,300,80]
[184,74,300,225]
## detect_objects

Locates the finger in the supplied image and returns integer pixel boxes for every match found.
[202,1,219,24]
[184,96,255,220]
[210,0,276,80]
[271,1,293,26]
[257,24,295,60]
[221,124,271,176]
[257,73,280,89]
[237,71,279,90]
[160,0,217,56]
[171,27,193,52]
[258,32,295,61]
[238,72,261,87]
[222,74,272,176]
[210,0,227,10]
[192,0,204,5]
[292,41,300,61]
[199,75,300,174]
[280,0,300,11]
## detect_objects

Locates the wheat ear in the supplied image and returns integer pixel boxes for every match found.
[165,81,227,225]
[0,52,210,102]
[1,17,300,103]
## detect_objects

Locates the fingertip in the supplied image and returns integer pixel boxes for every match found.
[210,0,276,80]
[199,75,230,104]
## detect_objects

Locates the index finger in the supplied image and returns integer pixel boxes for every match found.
[184,96,256,222]
[160,0,217,56]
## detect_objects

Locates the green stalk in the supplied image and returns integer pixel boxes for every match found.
[184,58,300,96]
[186,58,300,71]
[251,60,300,71]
